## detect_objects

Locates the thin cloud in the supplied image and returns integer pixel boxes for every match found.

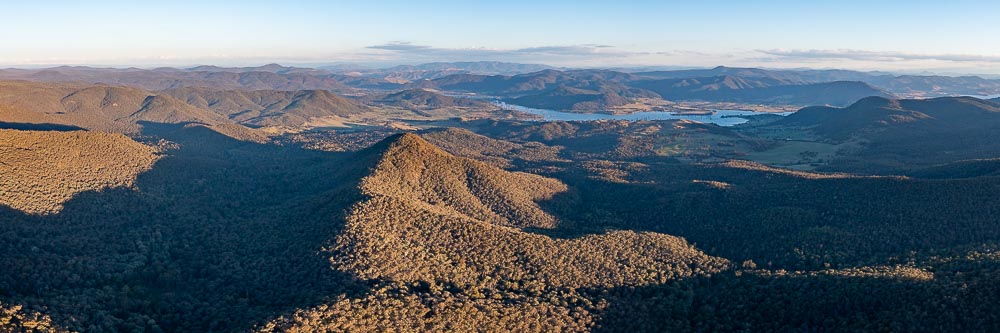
[514,45,616,55]
[758,49,1000,63]
[364,42,642,64]
[366,42,433,52]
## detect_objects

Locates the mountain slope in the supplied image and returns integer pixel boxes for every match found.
[866,75,1000,97]
[262,133,729,331]
[510,85,631,111]
[162,87,370,127]
[369,88,492,110]
[0,129,159,214]
[775,96,1000,172]
[778,96,1000,139]
[0,81,231,134]
[632,76,892,106]
[332,133,727,288]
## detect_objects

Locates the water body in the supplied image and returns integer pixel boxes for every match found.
[497,102,792,126]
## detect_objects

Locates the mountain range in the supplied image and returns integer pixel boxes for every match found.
[5,64,1000,113]
[0,66,355,92]
[634,66,1000,97]
[328,61,557,83]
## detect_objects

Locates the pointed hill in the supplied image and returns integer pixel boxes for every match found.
[331,133,728,292]
[356,133,566,229]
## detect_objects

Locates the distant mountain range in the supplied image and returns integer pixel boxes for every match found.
[634,66,1000,98]
[405,69,888,110]
[632,76,892,107]
[3,63,1000,113]
[325,61,556,83]
[0,65,354,92]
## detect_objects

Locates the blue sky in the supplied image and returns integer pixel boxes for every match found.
[2,0,999,73]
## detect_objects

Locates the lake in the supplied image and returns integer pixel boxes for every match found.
[497,102,792,126]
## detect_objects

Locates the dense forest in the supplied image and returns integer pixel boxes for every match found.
[1,120,999,332]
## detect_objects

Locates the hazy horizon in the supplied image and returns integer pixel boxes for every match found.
[3,0,1000,75]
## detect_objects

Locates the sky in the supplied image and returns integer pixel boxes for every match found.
[2,0,1000,74]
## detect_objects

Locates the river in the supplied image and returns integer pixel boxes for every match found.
[496,102,792,126]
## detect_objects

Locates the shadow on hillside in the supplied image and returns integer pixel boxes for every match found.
[531,157,1000,272]
[0,122,370,332]
[0,121,85,131]
[589,268,999,333]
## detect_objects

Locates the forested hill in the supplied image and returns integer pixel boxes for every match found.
[4,123,1000,332]
[0,80,373,131]
[367,88,492,110]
